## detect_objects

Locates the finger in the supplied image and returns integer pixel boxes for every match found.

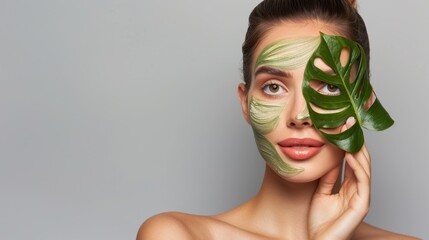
[352,146,371,178]
[342,116,370,167]
[362,144,371,178]
[316,164,342,195]
[341,117,370,178]
[346,152,370,182]
[344,152,370,198]
[343,153,359,194]
[343,153,355,182]
[342,117,356,182]
[353,142,370,164]
[361,144,370,160]
[344,116,356,132]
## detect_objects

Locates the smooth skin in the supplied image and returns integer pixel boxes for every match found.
[137,20,420,240]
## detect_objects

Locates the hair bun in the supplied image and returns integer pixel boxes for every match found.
[348,0,357,9]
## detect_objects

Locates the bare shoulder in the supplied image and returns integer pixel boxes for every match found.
[137,212,224,240]
[137,212,196,240]
[136,211,263,240]
[354,222,421,240]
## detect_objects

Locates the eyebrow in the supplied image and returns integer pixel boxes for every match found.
[254,66,291,78]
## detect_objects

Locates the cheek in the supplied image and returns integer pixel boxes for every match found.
[248,96,285,135]
[300,146,344,181]
[248,96,304,176]
[324,143,346,164]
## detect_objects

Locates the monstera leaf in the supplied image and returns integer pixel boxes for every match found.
[302,33,394,152]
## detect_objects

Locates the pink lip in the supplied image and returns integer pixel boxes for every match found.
[278,138,324,161]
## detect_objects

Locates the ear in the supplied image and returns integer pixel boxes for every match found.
[238,83,250,124]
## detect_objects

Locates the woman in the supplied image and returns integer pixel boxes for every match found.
[138,0,419,239]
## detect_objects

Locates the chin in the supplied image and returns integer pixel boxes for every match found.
[272,151,344,183]
[278,168,335,183]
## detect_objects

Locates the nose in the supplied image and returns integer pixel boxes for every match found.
[286,92,313,128]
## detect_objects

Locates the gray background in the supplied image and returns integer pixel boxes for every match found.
[1,0,427,239]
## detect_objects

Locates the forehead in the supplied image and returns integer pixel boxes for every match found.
[252,20,344,70]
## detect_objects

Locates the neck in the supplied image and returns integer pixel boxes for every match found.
[223,165,318,239]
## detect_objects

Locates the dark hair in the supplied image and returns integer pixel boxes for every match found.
[242,0,370,87]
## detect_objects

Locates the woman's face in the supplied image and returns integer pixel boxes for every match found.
[238,20,347,182]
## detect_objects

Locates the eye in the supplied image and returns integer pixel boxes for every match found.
[262,82,286,95]
[319,83,341,96]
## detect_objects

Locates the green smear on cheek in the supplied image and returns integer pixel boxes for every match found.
[249,97,304,176]
[249,97,284,134]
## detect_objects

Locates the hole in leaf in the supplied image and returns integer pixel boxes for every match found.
[309,103,349,114]
[340,47,350,67]
[309,80,341,96]
[319,119,357,134]
[314,57,336,76]
[364,91,377,111]
[320,127,342,134]
[349,63,358,84]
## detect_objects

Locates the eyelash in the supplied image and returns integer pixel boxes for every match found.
[318,83,341,96]
[261,80,287,96]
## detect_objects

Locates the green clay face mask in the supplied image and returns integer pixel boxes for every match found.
[255,36,321,70]
[249,97,304,176]
[250,32,394,167]
[249,37,323,176]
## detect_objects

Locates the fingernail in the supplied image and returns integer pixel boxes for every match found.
[346,117,356,127]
